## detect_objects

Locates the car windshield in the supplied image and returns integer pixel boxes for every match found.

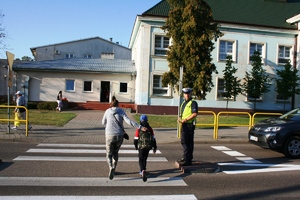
[279,108,300,121]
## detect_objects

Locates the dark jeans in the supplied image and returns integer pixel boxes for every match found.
[181,123,195,162]
[138,148,150,171]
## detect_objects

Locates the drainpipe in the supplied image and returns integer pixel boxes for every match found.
[292,35,298,110]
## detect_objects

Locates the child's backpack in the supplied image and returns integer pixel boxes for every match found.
[138,130,153,150]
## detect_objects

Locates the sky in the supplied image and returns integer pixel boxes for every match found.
[0,0,162,59]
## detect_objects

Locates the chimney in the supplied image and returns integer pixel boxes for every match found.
[109,38,113,42]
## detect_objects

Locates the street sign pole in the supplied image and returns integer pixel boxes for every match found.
[177,66,184,138]
[6,51,15,133]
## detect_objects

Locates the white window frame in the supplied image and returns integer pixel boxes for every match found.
[154,35,170,56]
[248,42,266,64]
[66,53,74,58]
[83,80,93,92]
[119,82,128,94]
[151,74,171,97]
[65,79,75,92]
[277,45,293,65]
[246,95,263,102]
[216,77,233,100]
[218,39,237,62]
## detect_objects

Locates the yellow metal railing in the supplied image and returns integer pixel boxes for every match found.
[177,110,283,139]
[196,111,217,139]
[0,105,29,136]
[251,112,282,126]
[216,111,251,139]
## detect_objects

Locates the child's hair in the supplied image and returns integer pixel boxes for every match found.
[110,96,119,107]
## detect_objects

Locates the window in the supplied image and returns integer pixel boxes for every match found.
[66,80,75,92]
[278,45,291,65]
[120,82,128,93]
[66,53,74,58]
[83,81,92,92]
[216,78,233,100]
[152,75,169,96]
[249,42,266,64]
[219,40,235,61]
[217,78,226,99]
[250,43,262,56]
[247,95,262,101]
[84,54,92,58]
[154,35,170,56]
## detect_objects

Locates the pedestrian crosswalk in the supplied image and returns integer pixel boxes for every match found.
[0,176,187,187]
[3,143,197,199]
[13,144,165,162]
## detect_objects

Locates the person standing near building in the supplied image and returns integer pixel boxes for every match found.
[56,91,63,112]
[178,88,198,166]
[102,96,147,180]
[12,91,32,130]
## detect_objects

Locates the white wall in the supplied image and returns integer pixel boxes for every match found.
[131,17,300,111]
[15,71,135,103]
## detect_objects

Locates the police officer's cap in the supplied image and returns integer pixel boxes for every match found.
[182,88,192,93]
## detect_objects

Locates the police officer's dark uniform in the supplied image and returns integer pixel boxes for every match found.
[178,88,198,166]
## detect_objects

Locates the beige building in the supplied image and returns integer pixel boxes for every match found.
[13,37,135,107]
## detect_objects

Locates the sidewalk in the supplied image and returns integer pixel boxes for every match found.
[0,110,249,144]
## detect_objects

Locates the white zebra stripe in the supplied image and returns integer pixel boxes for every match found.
[37,144,135,148]
[27,149,161,154]
[13,156,167,162]
[0,195,197,200]
[0,177,187,187]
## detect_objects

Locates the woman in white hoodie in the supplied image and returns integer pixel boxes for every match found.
[102,96,146,180]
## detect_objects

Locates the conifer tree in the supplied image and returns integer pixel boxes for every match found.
[161,0,223,99]
[223,55,242,110]
[276,61,300,112]
[243,51,270,111]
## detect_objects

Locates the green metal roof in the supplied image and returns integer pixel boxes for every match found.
[143,0,300,29]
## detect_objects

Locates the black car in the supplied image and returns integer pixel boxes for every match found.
[248,108,300,158]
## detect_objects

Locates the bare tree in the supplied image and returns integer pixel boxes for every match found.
[0,10,7,55]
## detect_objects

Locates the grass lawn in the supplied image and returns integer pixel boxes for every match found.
[0,109,77,127]
[133,114,274,128]
[0,109,278,128]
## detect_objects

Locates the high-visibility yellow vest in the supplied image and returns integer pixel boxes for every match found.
[180,99,196,123]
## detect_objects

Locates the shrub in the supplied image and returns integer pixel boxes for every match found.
[37,102,57,110]
[27,102,38,109]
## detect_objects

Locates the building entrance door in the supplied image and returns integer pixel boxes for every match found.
[100,81,110,102]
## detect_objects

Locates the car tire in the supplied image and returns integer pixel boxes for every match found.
[283,136,300,159]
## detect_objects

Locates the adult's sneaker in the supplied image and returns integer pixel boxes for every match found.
[109,168,115,180]
[11,126,18,130]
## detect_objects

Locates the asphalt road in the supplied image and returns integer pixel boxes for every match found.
[1,141,300,200]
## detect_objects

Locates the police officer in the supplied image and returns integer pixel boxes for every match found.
[178,88,198,166]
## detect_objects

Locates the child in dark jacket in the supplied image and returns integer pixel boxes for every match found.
[134,114,157,182]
